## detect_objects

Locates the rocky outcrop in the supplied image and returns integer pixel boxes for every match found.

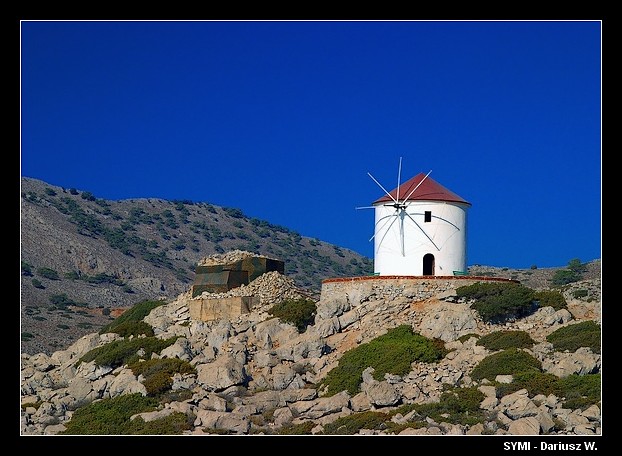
[20,274,601,436]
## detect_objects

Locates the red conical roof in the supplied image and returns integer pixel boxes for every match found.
[373,173,471,205]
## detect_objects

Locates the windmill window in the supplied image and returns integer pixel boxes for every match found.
[424,211,432,222]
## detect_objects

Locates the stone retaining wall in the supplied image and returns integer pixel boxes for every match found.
[188,296,261,321]
[320,275,518,303]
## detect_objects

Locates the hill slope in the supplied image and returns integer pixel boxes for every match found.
[21,272,602,436]
[20,176,373,355]
[20,176,600,357]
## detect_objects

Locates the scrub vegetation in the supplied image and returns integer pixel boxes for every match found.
[318,324,447,396]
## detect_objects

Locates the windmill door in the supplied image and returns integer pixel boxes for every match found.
[423,254,435,276]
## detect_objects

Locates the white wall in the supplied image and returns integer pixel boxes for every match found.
[373,200,469,276]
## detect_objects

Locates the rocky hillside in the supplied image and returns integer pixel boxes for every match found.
[20,176,373,355]
[21,266,602,437]
[467,260,601,290]
[19,175,601,358]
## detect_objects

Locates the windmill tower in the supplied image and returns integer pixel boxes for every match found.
[359,158,471,276]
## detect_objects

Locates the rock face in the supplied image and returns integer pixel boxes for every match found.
[20,271,602,436]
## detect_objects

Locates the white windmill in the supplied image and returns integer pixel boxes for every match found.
[357,157,471,276]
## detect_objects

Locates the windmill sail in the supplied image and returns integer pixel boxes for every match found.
[361,159,432,256]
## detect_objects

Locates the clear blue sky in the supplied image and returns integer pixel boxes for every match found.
[20,20,602,269]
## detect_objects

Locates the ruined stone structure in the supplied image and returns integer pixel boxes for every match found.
[186,252,290,322]
[191,255,285,297]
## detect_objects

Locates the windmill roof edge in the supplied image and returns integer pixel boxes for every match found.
[372,172,471,205]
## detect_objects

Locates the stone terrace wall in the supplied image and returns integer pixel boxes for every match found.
[320,275,518,305]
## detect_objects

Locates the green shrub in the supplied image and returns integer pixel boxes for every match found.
[108,320,155,338]
[277,421,316,435]
[268,298,317,333]
[413,386,486,426]
[495,372,601,410]
[64,271,80,280]
[551,259,587,286]
[321,411,391,435]
[21,261,33,276]
[223,207,244,218]
[567,258,588,274]
[318,325,447,396]
[551,269,581,286]
[32,278,44,289]
[99,299,166,335]
[495,370,562,398]
[471,348,542,382]
[456,282,537,323]
[128,358,196,397]
[125,412,193,435]
[546,321,601,354]
[83,273,125,285]
[64,396,193,435]
[60,393,159,434]
[158,389,194,405]
[476,330,535,350]
[572,289,589,299]
[49,293,79,308]
[384,420,428,434]
[142,371,173,396]
[534,290,567,311]
[557,374,601,410]
[37,267,60,280]
[443,386,486,412]
[76,336,179,368]
[81,191,96,201]
[458,333,480,343]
